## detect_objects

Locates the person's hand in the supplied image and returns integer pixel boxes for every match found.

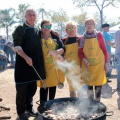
[48,50,58,56]
[25,56,33,66]
[57,55,64,62]
[83,58,89,67]
[104,63,108,73]
[112,45,115,48]
[51,30,59,37]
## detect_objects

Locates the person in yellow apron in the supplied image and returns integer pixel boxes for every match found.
[62,21,82,97]
[78,18,109,101]
[37,20,65,102]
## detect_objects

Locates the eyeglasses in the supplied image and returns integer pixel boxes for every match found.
[42,25,51,29]
[86,23,94,26]
[66,27,75,31]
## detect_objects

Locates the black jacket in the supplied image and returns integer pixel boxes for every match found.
[12,23,46,84]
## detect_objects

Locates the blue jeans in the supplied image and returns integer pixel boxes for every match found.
[0,60,8,68]
[115,54,120,89]
[0,45,4,50]
[5,51,15,63]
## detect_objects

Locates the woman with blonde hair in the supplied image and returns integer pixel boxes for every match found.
[62,21,81,97]
[78,18,108,101]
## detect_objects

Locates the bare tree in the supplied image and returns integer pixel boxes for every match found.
[73,0,120,31]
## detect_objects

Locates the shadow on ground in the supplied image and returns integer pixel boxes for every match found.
[117,92,120,110]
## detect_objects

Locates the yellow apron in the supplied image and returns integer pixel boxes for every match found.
[64,43,81,91]
[81,38,106,86]
[37,38,65,88]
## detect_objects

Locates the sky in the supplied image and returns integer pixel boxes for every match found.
[0,0,80,16]
[0,0,120,19]
[0,0,120,36]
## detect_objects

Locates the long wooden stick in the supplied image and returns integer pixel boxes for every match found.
[32,66,46,89]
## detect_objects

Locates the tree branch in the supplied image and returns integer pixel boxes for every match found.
[102,0,105,6]
[103,2,110,8]
[93,0,101,11]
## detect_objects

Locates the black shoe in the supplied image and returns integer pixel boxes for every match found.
[26,109,38,117]
[107,79,112,82]
[117,88,120,92]
[18,113,28,120]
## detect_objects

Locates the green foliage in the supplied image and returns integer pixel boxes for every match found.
[0,8,15,39]
[71,12,88,34]
[50,9,69,35]
[51,9,69,23]
[0,8,15,27]
[71,12,87,25]
[16,4,30,23]
[37,8,51,22]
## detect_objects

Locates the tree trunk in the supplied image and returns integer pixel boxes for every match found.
[42,12,44,20]
[6,26,8,40]
[61,22,62,36]
[100,10,103,31]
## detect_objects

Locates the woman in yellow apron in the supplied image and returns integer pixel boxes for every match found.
[37,20,65,102]
[78,18,108,101]
[62,21,81,97]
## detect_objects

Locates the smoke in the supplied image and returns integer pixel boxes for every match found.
[43,99,105,119]
[42,58,105,119]
[55,58,88,98]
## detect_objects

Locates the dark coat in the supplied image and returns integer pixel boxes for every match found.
[12,24,46,84]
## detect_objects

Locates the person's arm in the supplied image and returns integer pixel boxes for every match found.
[49,37,65,56]
[58,38,65,54]
[77,36,82,45]
[98,32,108,73]
[107,41,115,46]
[12,25,33,66]
[56,48,64,55]
[98,32,108,63]
[105,33,115,46]
[50,34,65,55]
[16,49,33,66]
[12,25,24,47]
[78,48,84,60]
[78,48,89,67]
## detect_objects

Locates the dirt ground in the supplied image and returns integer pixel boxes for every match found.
[0,66,120,120]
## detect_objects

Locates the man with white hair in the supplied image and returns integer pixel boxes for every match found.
[12,8,46,120]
